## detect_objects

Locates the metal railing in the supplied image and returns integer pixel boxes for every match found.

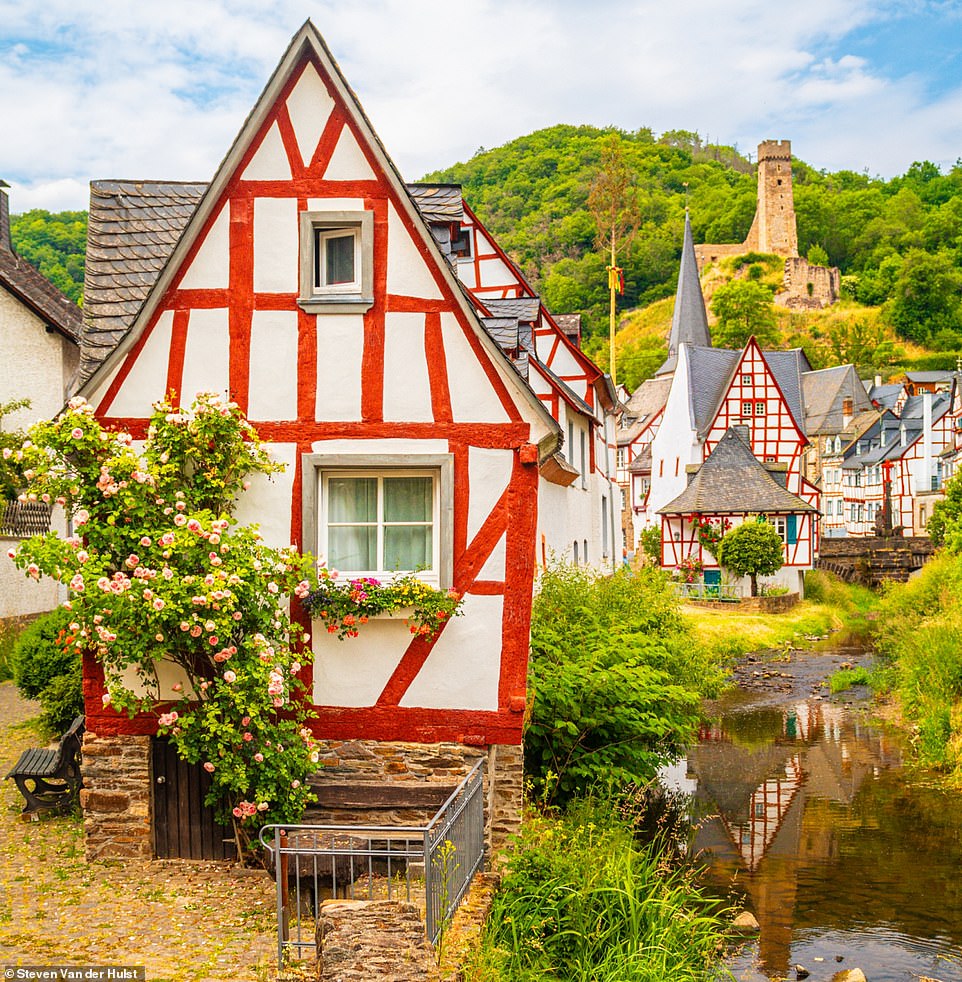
[672,580,740,600]
[259,757,485,967]
[1,498,52,538]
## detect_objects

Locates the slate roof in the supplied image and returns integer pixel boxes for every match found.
[483,297,540,321]
[905,370,953,384]
[80,180,206,385]
[764,348,811,435]
[405,184,464,223]
[623,374,672,422]
[480,317,519,351]
[531,357,592,417]
[802,364,873,434]
[553,313,581,344]
[659,427,815,515]
[686,346,741,433]
[657,211,711,376]
[867,382,903,410]
[0,188,82,343]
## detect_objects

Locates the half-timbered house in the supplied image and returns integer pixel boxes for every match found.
[0,182,82,625]
[72,22,616,859]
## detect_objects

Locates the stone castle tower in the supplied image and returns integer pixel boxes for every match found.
[743,140,798,256]
[694,139,838,310]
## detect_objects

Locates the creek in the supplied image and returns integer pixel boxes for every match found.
[662,642,962,982]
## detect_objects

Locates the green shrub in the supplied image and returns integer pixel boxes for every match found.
[828,666,871,693]
[525,565,724,806]
[0,620,21,683]
[13,608,83,734]
[39,662,84,733]
[638,524,661,565]
[874,552,962,772]
[14,608,77,699]
[471,800,729,981]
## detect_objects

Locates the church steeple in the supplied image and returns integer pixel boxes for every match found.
[657,210,711,375]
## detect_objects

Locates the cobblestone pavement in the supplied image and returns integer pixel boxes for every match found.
[0,683,285,982]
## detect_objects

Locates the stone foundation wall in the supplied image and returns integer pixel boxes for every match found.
[80,732,152,860]
[317,900,440,981]
[314,740,523,860]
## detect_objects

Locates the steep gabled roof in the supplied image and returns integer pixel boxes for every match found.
[687,345,740,433]
[764,348,811,435]
[802,363,873,434]
[75,20,561,448]
[657,211,711,376]
[659,427,815,515]
[80,180,205,385]
[405,184,464,223]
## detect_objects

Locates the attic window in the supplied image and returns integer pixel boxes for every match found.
[299,210,374,314]
[741,374,752,385]
[451,227,473,260]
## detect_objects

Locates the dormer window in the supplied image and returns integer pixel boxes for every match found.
[315,228,359,292]
[451,227,473,260]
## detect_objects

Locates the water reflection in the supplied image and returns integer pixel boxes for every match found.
[671,690,962,981]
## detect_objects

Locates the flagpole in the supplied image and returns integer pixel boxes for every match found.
[609,227,617,389]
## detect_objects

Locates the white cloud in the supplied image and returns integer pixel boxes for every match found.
[0,0,958,212]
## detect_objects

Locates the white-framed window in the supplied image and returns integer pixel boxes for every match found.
[298,210,374,314]
[741,374,752,385]
[741,401,752,418]
[302,453,454,588]
[772,516,787,541]
[755,401,766,416]
[616,447,627,470]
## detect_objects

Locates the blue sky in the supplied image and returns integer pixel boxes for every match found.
[2,0,961,212]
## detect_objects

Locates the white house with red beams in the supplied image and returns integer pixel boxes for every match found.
[71,22,618,855]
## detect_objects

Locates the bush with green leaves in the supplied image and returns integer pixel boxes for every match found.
[469,799,729,982]
[525,564,724,806]
[716,517,785,596]
[7,393,320,847]
[638,524,661,565]
[13,607,84,733]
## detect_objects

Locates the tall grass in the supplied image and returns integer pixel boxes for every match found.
[874,551,962,774]
[468,800,731,981]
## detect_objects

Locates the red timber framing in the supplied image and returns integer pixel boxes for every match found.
[703,339,810,502]
[79,26,559,748]
[660,512,813,570]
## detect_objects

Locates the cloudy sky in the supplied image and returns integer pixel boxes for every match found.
[2,0,961,213]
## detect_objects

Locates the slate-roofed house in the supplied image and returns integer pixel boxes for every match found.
[0,181,83,624]
[71,21,618,860]
[658,427,816,595]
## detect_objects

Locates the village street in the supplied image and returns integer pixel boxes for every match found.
[0,683,279,982]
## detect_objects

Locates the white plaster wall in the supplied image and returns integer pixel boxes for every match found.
[312,612,412,706]
[478,533,506,580]
[647,345,701,522]
[109,310,174,416]
[400,593,502,710]
[0,286,73,426]
[383,312,433,422]
[467,448,513,543]
[253,197,298,294]
[386,203,443,300]
[440,313,511,424]
[307,198,365,212]
[310,438,449,456]
[178,206,230,290]
[456,263,477,290]
[0,548,62,619]
[478,257,513,286]
[323,127,375,181]
[242,121,292,181]
[180,308,230,405]
[316,314,364,421]
[232,442,297,549]
[286,61,335,168]
[248,311,298,421]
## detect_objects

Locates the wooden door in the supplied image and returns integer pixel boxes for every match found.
[151,737,234,860]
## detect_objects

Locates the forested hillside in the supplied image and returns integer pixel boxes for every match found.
[426,126,962,378]
[10,210,86,304]
[11,126,962,386]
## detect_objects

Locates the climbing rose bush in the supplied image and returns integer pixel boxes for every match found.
[8,393,319,845]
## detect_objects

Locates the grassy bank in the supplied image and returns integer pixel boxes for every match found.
[874,550,962,779]
[683,571,879,661]
[466,800,731,982]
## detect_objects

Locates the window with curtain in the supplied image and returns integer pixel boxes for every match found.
[322,472,436,578]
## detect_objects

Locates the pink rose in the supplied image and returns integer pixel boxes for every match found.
[70,427,83,439]
[174,514,187,527]
[140,536,152,547]
[243,732,253,742]
[223,670,236,683]
[254,753,264,763]
[203,762,215,773]
[152,598,165,611]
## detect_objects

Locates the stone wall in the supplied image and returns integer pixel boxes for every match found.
[317,900,440,981]
[313,740,523,860]
[781,257,840,309]
[80,732,152,860]
[817,536,935,585]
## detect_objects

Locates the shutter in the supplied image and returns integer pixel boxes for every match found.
[786,514,798,545]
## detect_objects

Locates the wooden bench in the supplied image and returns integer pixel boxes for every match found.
[6,716,84,817]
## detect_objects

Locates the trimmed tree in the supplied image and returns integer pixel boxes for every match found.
[716,517,784,597]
